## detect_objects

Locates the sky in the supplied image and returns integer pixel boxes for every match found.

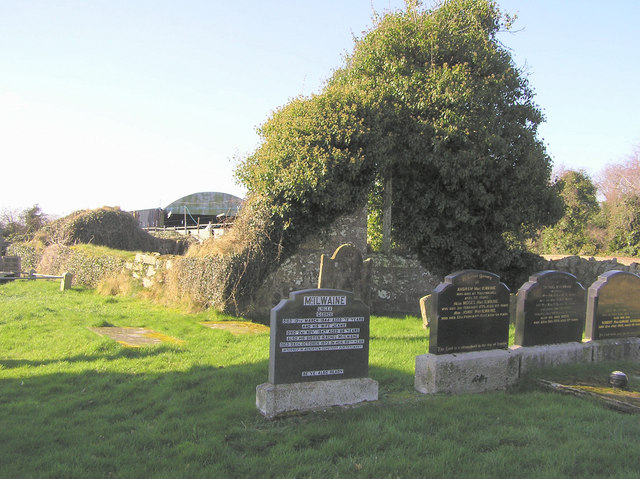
[1,0,639,218]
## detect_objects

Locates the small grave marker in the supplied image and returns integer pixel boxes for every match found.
[89,327,184,347]
[586,270,640,340]
[429,270,510,355]
[515,270,586,346]
[201,321,269,335]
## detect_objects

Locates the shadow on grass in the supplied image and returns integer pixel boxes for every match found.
[0,345,183,369]
[0,354,416,478]
[5,358,640,478]
[0,359,271,476]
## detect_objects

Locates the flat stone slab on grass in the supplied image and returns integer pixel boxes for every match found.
[89,327,184,347]
[201,321,269,335]
[538,379,640,414]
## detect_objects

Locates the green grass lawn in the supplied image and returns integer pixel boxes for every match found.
[2,281,640,478]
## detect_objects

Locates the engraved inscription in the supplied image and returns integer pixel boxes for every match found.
[269,289,370,384]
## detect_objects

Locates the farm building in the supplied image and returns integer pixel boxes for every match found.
[131,192,244,229]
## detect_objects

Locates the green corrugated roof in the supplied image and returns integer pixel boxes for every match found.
[164,192,244,216]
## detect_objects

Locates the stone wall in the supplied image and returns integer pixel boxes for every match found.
[250,208,443,319]
[250,208,369,321]
[369,253,439,316]
[11,215,640,321]
[537,255,640,291]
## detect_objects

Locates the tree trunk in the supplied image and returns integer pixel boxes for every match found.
[382,173,392,254]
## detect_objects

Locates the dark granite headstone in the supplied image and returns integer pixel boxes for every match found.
[429,270,510,355]
[585,270,640,340]
[514,270,586,346]
[269,288,370,384]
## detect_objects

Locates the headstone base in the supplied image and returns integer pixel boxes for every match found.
[416,338,640,396]
[256,378,379,419]
[589,337,640,362]
[415,349,520,394]
[512,342,593,377]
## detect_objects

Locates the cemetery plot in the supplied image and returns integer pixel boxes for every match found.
[515,271,586,346]
[586,271,640,340]
[429,270,510,355]
[89,327,184,347]
[536,363,640,414]
[201,321,269,335]
[269,288,370,384]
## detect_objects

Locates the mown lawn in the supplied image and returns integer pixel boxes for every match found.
[1,280,640,478]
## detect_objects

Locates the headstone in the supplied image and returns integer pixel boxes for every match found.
[514,270,586,346]
[429,270,510,355]
[585,270,640,340]
[269,288,370,384]
[419,294,431,329]
[1,255,21,274]
[258,288,378,417]
[317,244,371,305]
[60,272,72,291]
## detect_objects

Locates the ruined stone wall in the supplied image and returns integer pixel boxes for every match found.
[250,208,440,319]
[250,208,368,321]
[369,253,439,316]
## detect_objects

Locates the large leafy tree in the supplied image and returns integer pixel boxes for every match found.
[227,0,560,312]
[332,0,560,273]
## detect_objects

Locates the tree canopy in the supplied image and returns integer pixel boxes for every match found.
[235,0,560,281]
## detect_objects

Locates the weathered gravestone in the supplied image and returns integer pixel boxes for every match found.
[515,271,586,346]
[317,244,371,306]
[586,270,640,340]
[429,270,510,354]
[257,288,378,418]
[419,294,432,329]
[0,256,21,276]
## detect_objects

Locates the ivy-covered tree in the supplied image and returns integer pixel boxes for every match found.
[537,170,600,255]
[225,0,561,313]
[327,0,561,273]
[607,194,640,256]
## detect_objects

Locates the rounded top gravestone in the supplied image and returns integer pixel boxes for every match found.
[428,270,510,355]
[586,270,640,341]
[515,270,586,347]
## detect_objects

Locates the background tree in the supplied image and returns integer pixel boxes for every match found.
[594,144,640,256]
[607,194,640,256]
[598,144,640,203]
[0,205,49,254]
[537,170,600,255]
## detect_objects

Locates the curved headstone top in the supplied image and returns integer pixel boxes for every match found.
[429,270,510,355]
[586,270,640,340]
[514,270,586,347]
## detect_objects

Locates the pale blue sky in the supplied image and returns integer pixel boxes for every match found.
[1,1,638,217]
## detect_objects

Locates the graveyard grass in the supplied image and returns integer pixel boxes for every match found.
[2,283,640,478]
